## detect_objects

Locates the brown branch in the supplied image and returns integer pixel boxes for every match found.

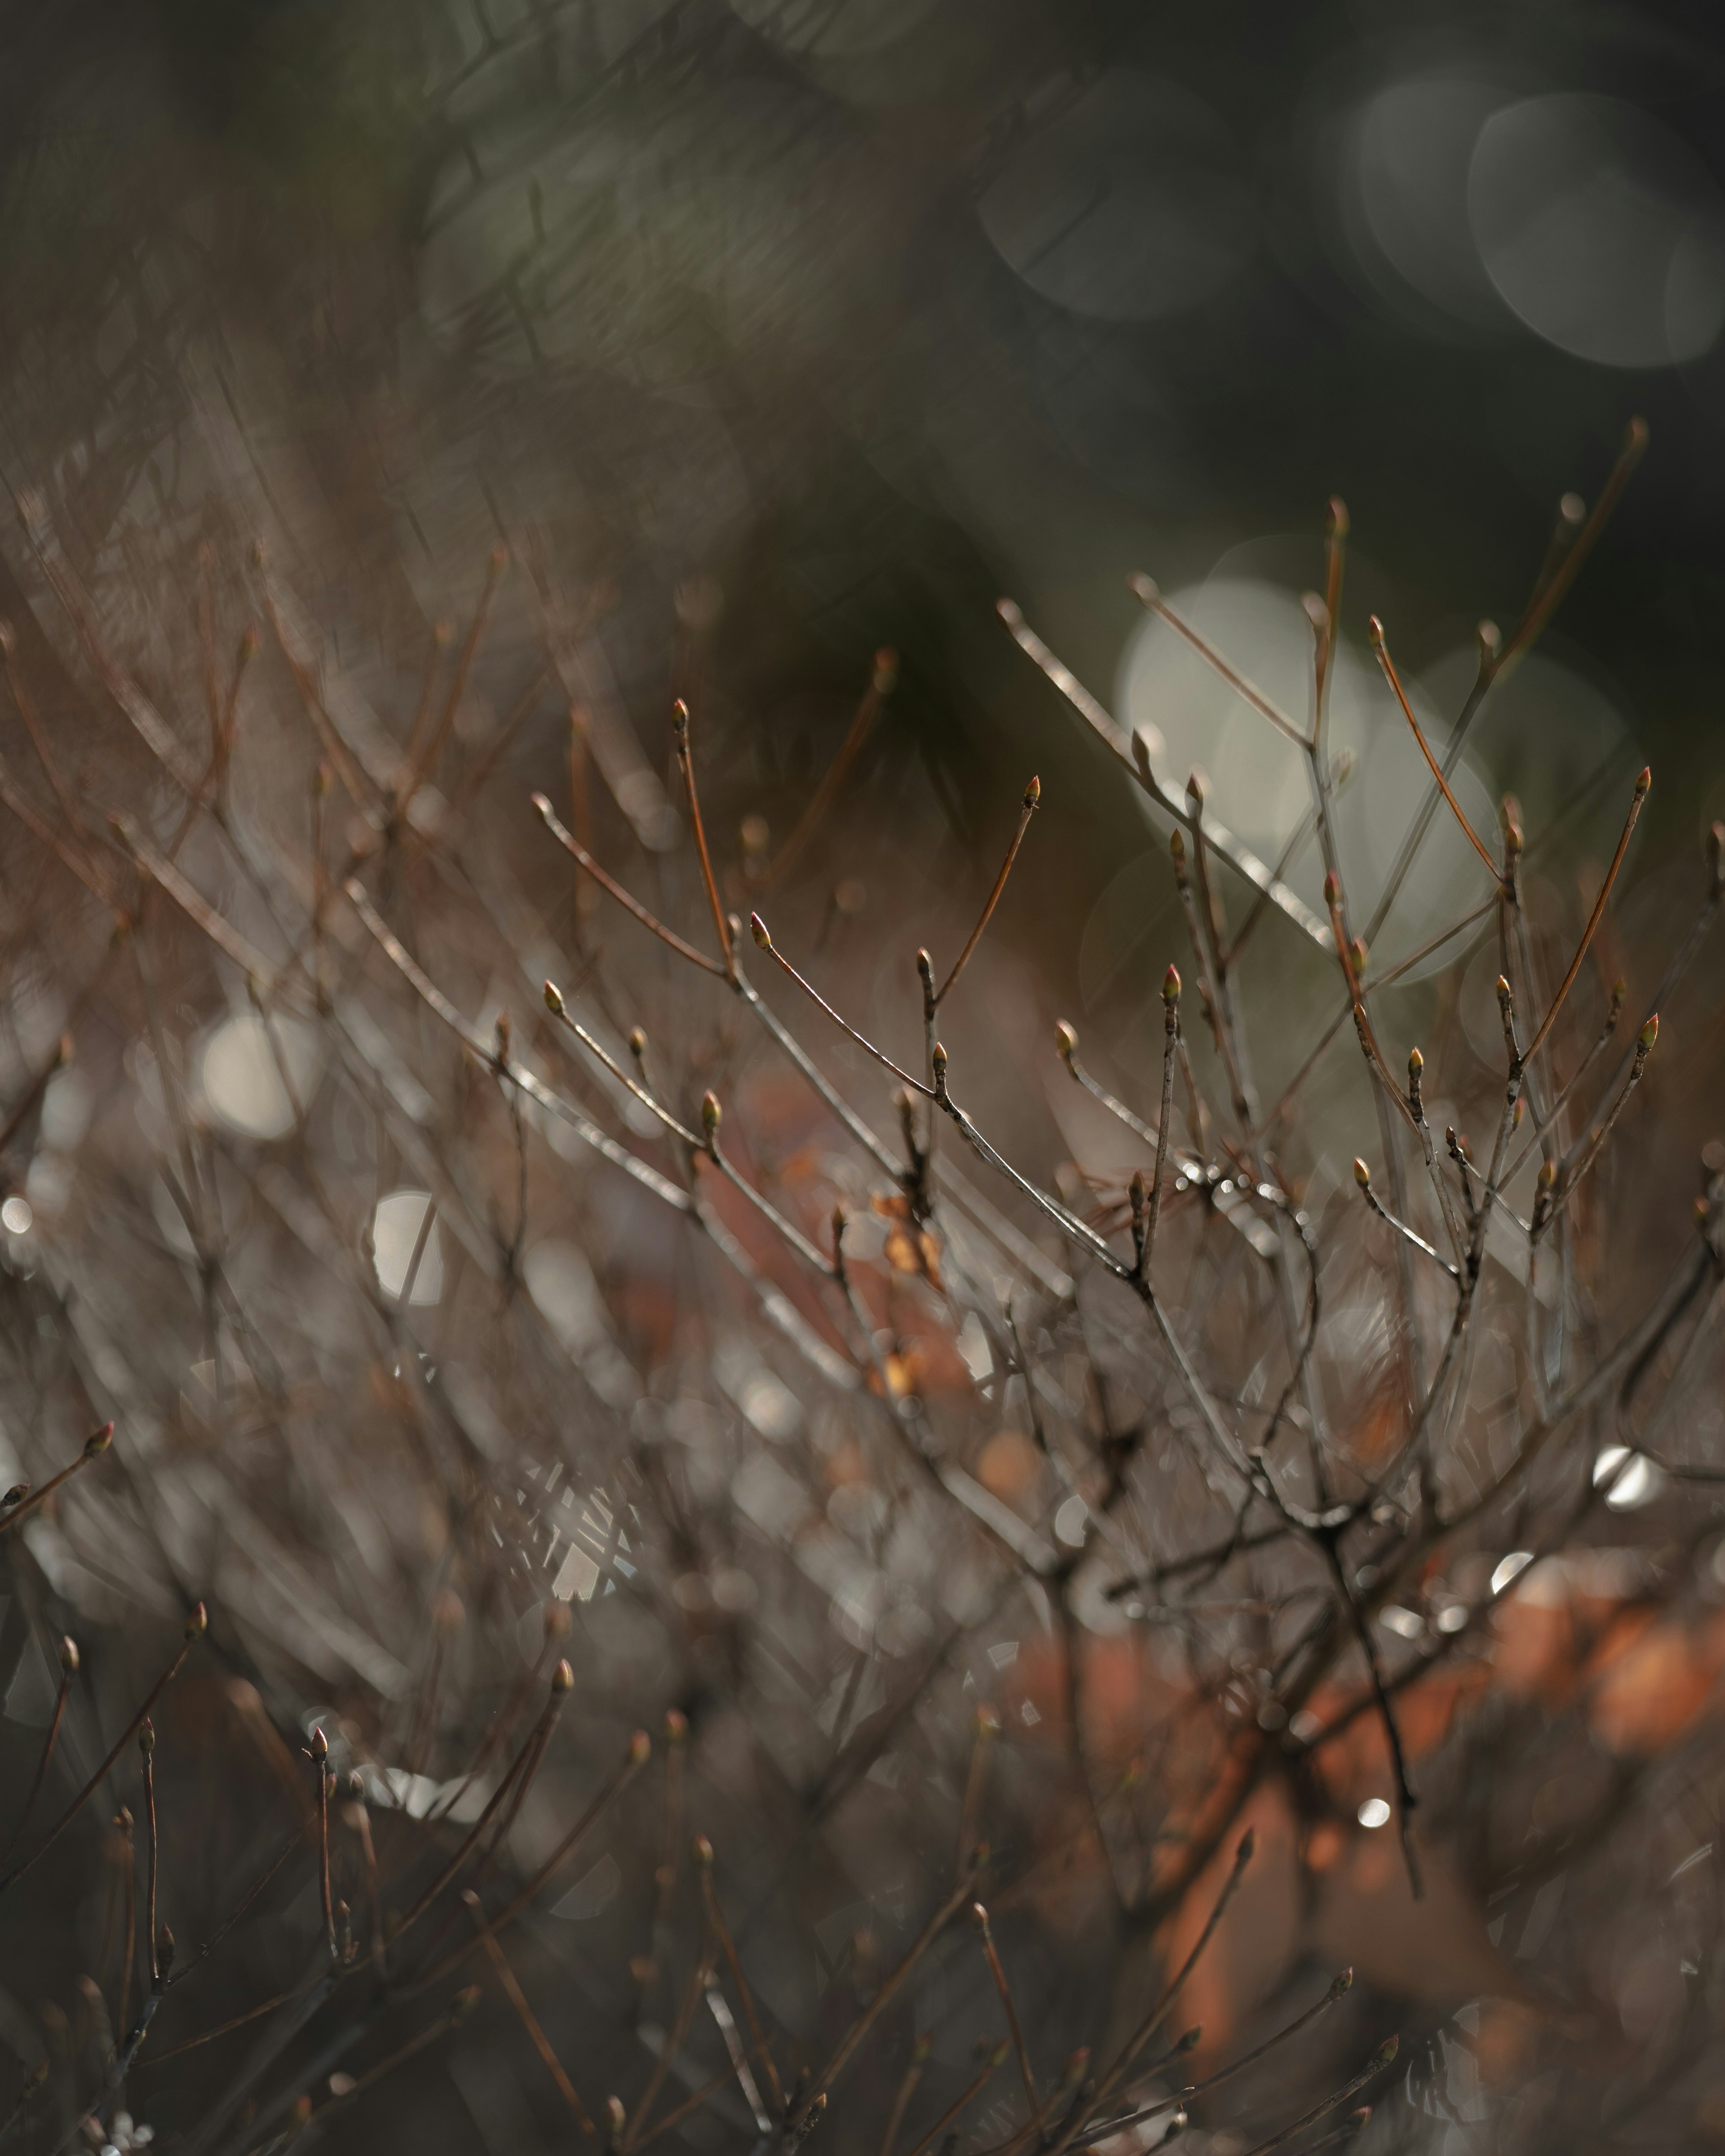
[0,1422,112,1543]
[671,699,735,980]
[1237,2038,1398,2156]
[749,916,933,1097]
[402,546,508,799]
[1367,619,1499,877]
[695,1837,784,2113]
[533,793,725,977]
[761,647,896,888]
[1129,577,1309,749]
[972,1903,1038,2118]
[1521,767,1650,1067]
[0,1603,204,1899]
[936,776,1040,1005]
[464,1889,597,2135]
[1,1635,76,1858]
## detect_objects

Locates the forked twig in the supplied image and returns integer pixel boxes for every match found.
[534,794,725,976]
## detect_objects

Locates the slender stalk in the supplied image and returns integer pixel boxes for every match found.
[1237,2038,1398,2156]
[936,777,1040,1004]
[464,1890,596,2135]
[393,1661,572,1942]
[792,1865,982,2126]
[878,2036,933,2156]
[762,647,896,887]
[1,1635,77,1858]
[1047,1830,1256,2153]
[0,1604,205,1900]
[749,917,933,1096]
[1129,577,1309,748]
[972,1903,1038,2118]
[695,1839,784,2112]
[535,794,725,976]
[1521,768,1650,1066]
[670,700,735,980]
[0,1422,113,1543]
[402,547,507,797]
[902,2044,1008,2156]
[140,1720,160,1984]
[1368,618,1498,876]
[624,1946,714,2150]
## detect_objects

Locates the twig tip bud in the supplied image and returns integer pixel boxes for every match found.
[551,1658,574,1694]
[749,912,771,950]
[1163,964,1181,1006]
[544,980,564,1014]
[85,1421,114,1456]
[1353,1157,1371,1188]
[1056,1019,1078,1064]
[701,1091,721,1139]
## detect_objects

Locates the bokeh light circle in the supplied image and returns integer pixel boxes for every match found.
[1468,94,1725,367]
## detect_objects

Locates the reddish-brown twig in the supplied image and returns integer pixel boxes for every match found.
[671,699,735,980]
[1521,768,1650,1067]
[464,1889,597,2135]
[761,647,897,888]
[1129,577,1309,748]
[534,794,725,976]
[935,776,1040,1005]
[1367,618,1499,876]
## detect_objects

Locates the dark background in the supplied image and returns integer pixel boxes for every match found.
[2,0,1724,955]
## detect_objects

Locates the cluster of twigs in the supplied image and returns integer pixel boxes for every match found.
[0,417,1721,2156]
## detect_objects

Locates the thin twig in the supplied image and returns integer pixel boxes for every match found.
[534,793,725,977]
[0,1604,205,1899]
[936,776,1040,1004]
[1521,768,1650,1067]
[463,1890,597,2135]
[671,700,735,980]
[1367,619,1498,877]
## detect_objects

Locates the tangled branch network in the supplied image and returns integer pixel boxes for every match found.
[0,416,1721,2156]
